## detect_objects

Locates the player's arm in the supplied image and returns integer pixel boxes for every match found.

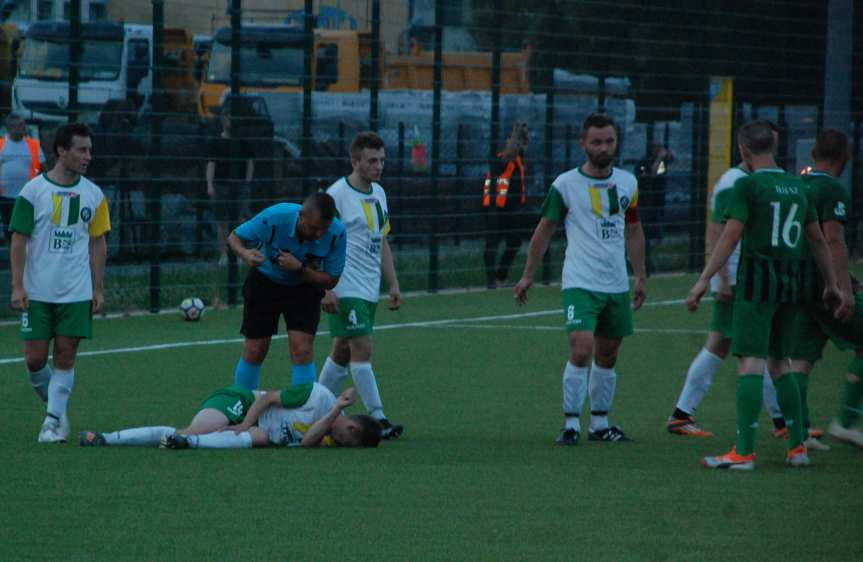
[245,158,254,182]
[823,220,852,295]
[89,235,107,314]
[624,215,647,311]
[514,217,557,304]
[301,388,356,447]
[686,219,743,311]
[228,390,282,433]
[706,221,733,300]
[297,229,346,290]
[10,231,29,311]
[227,230,265,267]
[805,221,850,319]
[381,236,401,310]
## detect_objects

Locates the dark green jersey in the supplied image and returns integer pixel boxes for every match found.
[725,168,817,303]
[798,171,851,300]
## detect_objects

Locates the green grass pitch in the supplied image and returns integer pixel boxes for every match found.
[0,274,859,560]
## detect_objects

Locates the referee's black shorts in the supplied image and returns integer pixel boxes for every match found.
[241,268,325,338]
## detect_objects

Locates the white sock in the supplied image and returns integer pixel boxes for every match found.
[351,361,385,420]
[47,368,75,420]
[675,348,723,415]
[29,365,52,403]
[563,362,588,431]
[763,368,783,419]
[190,431,253,449]
[318,357,349,394]
[589,362,617,432]
[103,426,176,446]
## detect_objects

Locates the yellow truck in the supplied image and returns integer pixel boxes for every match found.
[198,24,530,117]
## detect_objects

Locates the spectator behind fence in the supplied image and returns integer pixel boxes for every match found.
[483,121,530,288]
[207,107,254,265]
[635,143,673,275]
[0,114,45,243]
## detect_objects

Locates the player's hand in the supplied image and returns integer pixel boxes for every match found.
[10,286,28,311]
[321,290,339,314]
[686,277,709,312]
[388,287,402,310]
[337,387,357,409]
[276,251,302,273]
[91,289,104,314]
[632,277,647,311]
[826,285,854,322]
[241,248,265,268]
[514,277,533,305]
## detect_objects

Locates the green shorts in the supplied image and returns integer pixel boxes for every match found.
[708,298,735,339]
[562,288,633,337]
[789,308,828,363]
[20,300,93,341]
[328,297,378,337]
[731,298,799,360]
[199,385,256,424]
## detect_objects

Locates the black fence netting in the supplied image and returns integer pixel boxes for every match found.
[0,0,860,316]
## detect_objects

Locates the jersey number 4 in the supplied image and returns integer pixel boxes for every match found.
[769,202,801,248]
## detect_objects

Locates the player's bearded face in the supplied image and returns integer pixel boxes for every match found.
[582,126,617,169]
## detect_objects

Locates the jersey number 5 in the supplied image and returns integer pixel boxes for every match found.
[769,202,801,248]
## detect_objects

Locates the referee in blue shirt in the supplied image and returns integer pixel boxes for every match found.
[227,192,347,390]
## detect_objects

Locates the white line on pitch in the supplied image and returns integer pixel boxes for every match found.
[0,297,698,365]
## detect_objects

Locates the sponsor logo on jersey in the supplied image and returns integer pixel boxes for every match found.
[620,196,630,209]
[835,201,846,217]
[80,207,92,222]
[49,227,77,253]
[596,218,622,241]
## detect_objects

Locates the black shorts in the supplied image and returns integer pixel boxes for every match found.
[241,269,324,338]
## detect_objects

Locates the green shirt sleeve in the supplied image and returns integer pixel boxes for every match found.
[819,181,850,224]
[724,176,751,224]
[711,189,733,224]
[540,185,567,223]
[279,383,315,408]
[8,196,35,235]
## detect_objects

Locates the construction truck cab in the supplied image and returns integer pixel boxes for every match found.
[13,21,196,124]
[198,24,372,117]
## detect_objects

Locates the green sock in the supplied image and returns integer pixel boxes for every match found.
[837,358,863,428]
[735,374,763,456]
[793,372,811,429]
[774,373,805,449]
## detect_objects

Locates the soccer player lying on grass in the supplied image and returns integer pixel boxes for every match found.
[79,384,381,449]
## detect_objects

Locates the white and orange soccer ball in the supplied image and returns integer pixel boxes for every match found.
[179,297,205,321]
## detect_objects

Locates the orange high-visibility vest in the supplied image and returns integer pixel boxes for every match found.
[0,137,42,179]
[482,154,525,208]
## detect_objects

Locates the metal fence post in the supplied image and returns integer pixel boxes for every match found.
[428,0,443,292]
[541,86,555,285]
[68,0,81,123]
[148,0,165,313]
[369,0,380,131]
[227,0,242,306]
[302,0,314,197]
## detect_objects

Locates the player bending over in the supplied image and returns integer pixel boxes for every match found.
[79,384,381,449]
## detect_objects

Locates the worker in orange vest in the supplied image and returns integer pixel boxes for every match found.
[1,114,45,242]
[483,121,529,288]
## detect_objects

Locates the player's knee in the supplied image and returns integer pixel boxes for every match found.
[290,346,314,365]
[243,341,270,364]
[349,338,373,361]
[24,354,47,372]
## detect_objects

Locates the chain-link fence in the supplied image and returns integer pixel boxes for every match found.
[0,0,859,317]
